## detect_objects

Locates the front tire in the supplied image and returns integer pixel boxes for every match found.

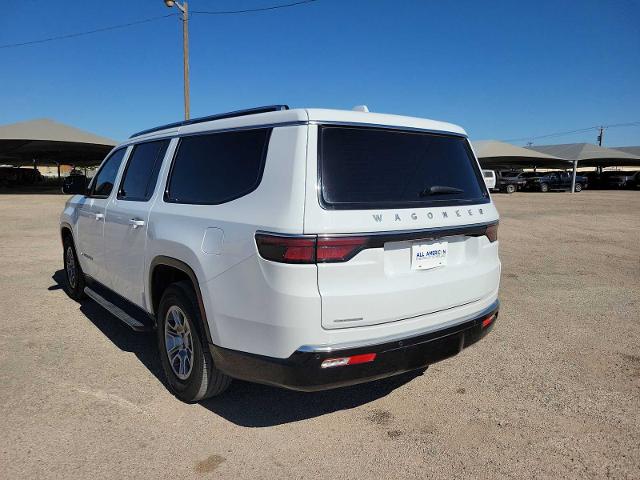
[505,184,516,194]
[62,235,85,301]
[574,183,583,192]
[156,281,231,402]
[539,183,549,193]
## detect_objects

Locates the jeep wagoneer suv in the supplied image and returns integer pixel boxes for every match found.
[60,105,501,402]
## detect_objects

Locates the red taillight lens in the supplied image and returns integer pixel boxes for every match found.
[256,234,369,264]
[485,222,498,242]
[255,234,316,264]
[317,237,368,262]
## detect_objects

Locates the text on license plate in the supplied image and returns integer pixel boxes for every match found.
[411,241,448,270]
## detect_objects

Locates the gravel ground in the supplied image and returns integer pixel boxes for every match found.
[1,191,638,479]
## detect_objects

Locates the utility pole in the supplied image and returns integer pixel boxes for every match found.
[597,126,604,146]
[165,0,190,120]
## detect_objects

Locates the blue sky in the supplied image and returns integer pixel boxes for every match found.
[1,0,639,146]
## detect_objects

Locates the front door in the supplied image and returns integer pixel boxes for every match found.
[103,140,169,308]
[75,148,128,282]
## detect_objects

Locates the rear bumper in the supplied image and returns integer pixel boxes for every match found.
[210,300,499,392]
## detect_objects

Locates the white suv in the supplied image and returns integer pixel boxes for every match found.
[60,105,501,402]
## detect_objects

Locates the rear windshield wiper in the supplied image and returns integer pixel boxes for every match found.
[419,185,464,197]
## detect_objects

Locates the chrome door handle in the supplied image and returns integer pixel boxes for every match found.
[95,213,104,221]
[129,218,145,229]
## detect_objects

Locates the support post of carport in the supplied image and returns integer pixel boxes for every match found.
[571,160,577,193]
[56,162,61,185]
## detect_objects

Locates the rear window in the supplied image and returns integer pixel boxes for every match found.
[319,126,489,209]
[166,128,271,205]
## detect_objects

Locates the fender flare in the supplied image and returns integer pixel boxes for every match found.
[149,256,214,345]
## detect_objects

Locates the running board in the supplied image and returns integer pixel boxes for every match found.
[84,286,149,332]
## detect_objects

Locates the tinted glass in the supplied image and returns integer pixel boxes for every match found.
[319,126,488,209]
[167,129,271,204]
[92,148,127,197]
[119,140,169,201]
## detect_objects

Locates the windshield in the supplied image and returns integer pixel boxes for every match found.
[319,126,489,209]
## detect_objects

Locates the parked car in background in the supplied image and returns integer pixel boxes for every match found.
[0,166,43,187]
[482,170,496,190]
[524,171,587,192]
[60,105,501,402]
[603,171,639,189]
[494,170,527,194]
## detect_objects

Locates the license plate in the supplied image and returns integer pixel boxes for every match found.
[411,241,448,270]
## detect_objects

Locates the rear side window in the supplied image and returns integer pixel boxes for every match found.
[319,126,489,209]
[92,148,127,197]
[118,140,169,201]
[166,128,271,204]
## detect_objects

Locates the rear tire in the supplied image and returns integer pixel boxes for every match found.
[539,183,549,193]
[62,235,85,301]
[156,281,231,402]
[505,184,516,194]
[574,183,583,192]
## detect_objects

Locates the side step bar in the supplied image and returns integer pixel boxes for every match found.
[84,286,149,332]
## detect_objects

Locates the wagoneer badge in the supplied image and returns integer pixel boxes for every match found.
[372,207,485,223]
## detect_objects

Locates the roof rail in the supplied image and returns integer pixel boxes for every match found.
[129,105,290,138]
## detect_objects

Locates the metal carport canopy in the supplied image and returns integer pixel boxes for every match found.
[472,140,570,169]
[611,146,640,164]
[526,143,640,168]
[0,118,117,168]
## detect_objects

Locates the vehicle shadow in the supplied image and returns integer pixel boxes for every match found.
[51,269,424,427]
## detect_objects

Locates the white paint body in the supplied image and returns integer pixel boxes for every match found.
[61,108,501,359]
[482,170,497,189]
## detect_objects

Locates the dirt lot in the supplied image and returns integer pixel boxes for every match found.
[1,191,639,479]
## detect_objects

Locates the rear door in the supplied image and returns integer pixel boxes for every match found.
[304,125,501,330]
[103,139,170,307]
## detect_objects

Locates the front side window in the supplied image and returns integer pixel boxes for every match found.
[166,128,271,204]
[319,126,489,209]
[92,148,127,197]
[118,140,169,201]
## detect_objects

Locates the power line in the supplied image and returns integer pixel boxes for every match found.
[0,0,322,50]
[192,0,320,15]
[0,13,178,50]
[504,121,640,144]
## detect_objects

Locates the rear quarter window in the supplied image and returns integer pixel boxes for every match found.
[166,128,271,205]
[319,126,489,210]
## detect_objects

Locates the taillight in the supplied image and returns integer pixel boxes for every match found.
[485,222,498,242]
[317,237,367,262]
[255,234,316,264]
[255,233,369,264]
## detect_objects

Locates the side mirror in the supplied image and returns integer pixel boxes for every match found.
[62,175,89,195]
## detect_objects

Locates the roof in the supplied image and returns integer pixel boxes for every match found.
[0,118,117,167]
[472,139,569,168]
[127,107,467,144]
[0,118,116,145]
[526,143,640,167]
[612,146,640,157]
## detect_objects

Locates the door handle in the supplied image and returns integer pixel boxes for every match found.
[95,213,104,221]
[129,218,145,229]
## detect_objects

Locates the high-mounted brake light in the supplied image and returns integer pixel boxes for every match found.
[255,233,369,264]
[485,223,498,242]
